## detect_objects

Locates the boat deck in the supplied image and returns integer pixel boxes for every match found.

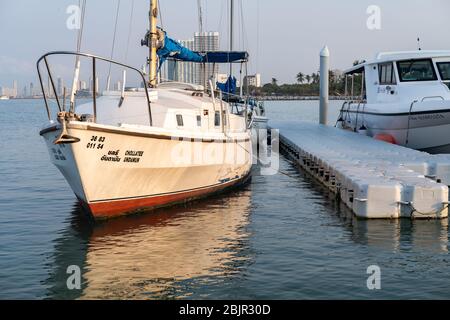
[270,120,450,219]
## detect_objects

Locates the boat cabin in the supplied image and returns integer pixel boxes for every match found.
[344,50,450,104]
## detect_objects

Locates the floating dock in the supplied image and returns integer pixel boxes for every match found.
[270,120,450,219]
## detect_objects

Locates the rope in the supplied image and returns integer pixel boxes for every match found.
[406,202,449,219]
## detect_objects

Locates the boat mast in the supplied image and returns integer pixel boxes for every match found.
[229,0,234,78]
[149,0,158,87]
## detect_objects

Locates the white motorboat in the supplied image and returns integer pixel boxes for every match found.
[38,0,253,219]
[250,100,268,130]
[336,50,450,153]
[0,95,10,100]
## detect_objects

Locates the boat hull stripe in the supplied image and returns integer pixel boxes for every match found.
[80,173,251,219]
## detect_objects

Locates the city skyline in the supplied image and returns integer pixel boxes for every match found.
[1,0,449,88]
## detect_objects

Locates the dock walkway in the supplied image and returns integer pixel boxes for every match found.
[270,120,450,219]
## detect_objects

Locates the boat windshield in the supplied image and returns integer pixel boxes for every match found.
[396,59,437,82]
[437,62,450,81]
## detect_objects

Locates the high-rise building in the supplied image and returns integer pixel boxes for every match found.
[89,77,99,94]
[46,77,52,98]
[57,77,64,96]
[244,74,262,88]
[115,80,122,91]
[161,32,219,87]
[13,80,17,95]
[0,80,19,98]
[165,39,195,84]
[30,82,34,97]
[194,32,219,88]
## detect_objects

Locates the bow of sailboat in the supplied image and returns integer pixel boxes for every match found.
[36,0,258,219]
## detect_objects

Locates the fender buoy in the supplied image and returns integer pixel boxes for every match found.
[374,133,396,144]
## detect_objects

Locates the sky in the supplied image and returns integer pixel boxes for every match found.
[0,0,449,91]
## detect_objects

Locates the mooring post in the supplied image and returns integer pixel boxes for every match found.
[319,46,329,125]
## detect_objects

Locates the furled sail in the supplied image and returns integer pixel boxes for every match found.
[157,33,204,65]
[143,29,248,66]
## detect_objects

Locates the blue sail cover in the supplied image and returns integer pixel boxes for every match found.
[157,35,204,66]
[202,51,248,63]
[217,76,237,95]
[157,32,248,66]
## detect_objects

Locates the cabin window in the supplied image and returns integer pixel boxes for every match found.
[378,63,396,85]
[437,62,450,89]
[437,62,450,81]
[196,115,201,126]
[214,111,220,126]
[396,59,437,82]
[176,114,184,126]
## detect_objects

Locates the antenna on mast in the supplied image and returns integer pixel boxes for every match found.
[417,37,422,51]
[197,0,203,34]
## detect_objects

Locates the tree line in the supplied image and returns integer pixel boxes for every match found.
[246,70,364,97]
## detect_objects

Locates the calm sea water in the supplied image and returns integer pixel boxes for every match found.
[1,99,450,299]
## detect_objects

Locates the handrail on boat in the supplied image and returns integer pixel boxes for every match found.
[421,96,445,102]
[36,51,153,126]
[206,87,264,129]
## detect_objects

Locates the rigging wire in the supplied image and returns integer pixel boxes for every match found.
[124,0,135,63]
[239,0,249,57]
[157,0,164,30]
[217,0,226,39]
[256,0,260,73]
[76,0,87,52]
[236,0,240,51]
[107,0,121,90]
[69,0,87,111]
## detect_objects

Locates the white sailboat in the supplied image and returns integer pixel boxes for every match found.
[38,0,253,219]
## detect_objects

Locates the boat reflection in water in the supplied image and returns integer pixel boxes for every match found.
[45,187,252,299]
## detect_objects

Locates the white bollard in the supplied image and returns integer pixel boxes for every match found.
[320,46,329,125]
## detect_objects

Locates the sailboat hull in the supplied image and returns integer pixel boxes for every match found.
[40,122,253,219]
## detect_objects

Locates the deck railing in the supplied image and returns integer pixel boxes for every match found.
[36,51,153,126]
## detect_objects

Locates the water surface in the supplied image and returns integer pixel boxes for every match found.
[1,99,450,299]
